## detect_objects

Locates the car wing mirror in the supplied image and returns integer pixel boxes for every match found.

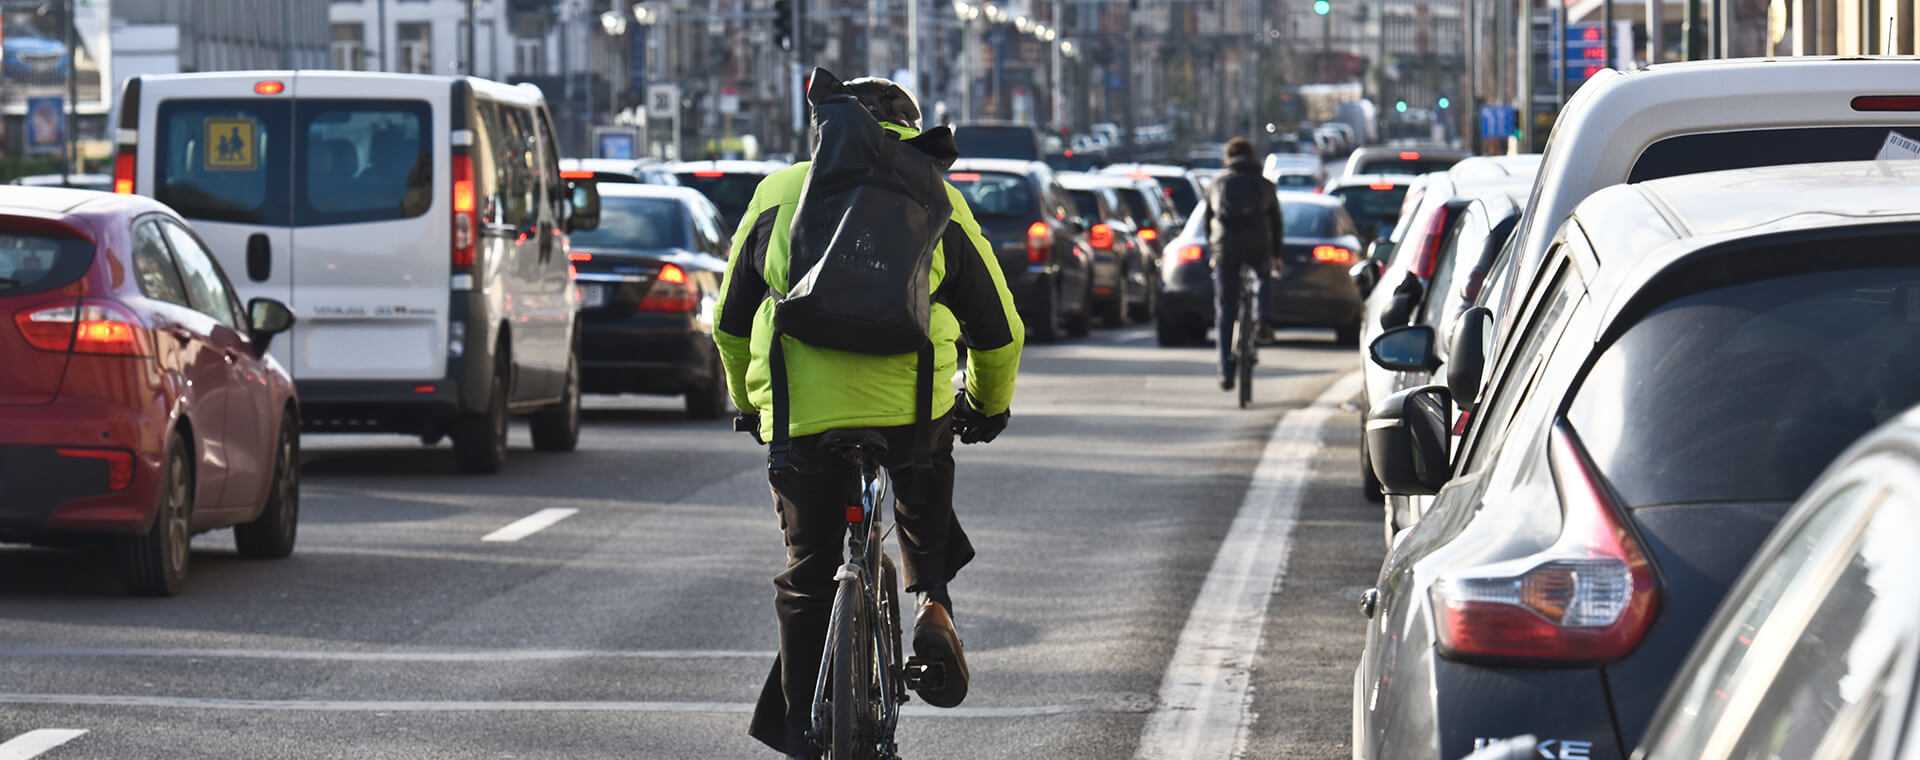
[246,297,296,358]
[1447,306,1494,411]
[1381,274,1425,328]
[1365,384,1454,495]
[566,177,602,233]
[1369,324,1439,373]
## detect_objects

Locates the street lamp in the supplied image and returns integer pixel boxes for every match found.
[600,10,628,36]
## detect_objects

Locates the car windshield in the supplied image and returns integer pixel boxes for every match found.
[1155,177,1199,216]
[1067,190,1103,221]
[0,229,91,295]
[948,172,1035,219]
[1629,126,1920,182]
[568,196,688,251]
[1115,189,1156,225]
[1280,202,1341,238]
[674,171,764,228]
[954,127,1039,160]
[1330,185,1408,239]
[1273,174,1320,190]
[1569,247,1920,506]
[1354,157,1459,176]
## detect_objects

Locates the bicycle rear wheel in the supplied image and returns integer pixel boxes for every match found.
[829,575,873,759]
[1237,295,1256,409]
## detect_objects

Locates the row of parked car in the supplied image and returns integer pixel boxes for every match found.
[1345,57,1920,760]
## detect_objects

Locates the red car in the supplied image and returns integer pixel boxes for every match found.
[0,187,299,595]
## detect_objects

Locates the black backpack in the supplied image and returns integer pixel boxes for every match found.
[765,69,960,474]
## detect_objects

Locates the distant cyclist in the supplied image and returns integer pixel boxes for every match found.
[1200,137,1284,390]
[711,76,1026,759]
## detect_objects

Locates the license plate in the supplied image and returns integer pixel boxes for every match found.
[580,284,607,309]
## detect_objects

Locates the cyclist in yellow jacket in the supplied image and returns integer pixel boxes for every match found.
[712,78,1025,759]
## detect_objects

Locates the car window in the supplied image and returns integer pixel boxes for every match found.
[569,196,688,251]
[1459,260,1579,472]
[131,220,189,306]
[674,171,764,230]
[1629,127,1920,184]
[954,126,1040,160]
[535,109,565,220]
[1639,478,1915,760]
[0,228,92,296]
[1355,158,1460,175]
[297,100,432,225]
[478,101,535,228]
[1067,190,1103,222]
[1424,208,1483,326]
[948,172,1036,219]
[1115,188,1154,226]
[155,99,292,225]
[1330,184,1408,240]
[1569,261,1920,506]
[1156,177,1198,216]
[688,200,723,256]
[158,221,240,330]
[1279,202,1339,238]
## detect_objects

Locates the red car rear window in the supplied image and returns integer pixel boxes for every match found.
[0,229,92,297]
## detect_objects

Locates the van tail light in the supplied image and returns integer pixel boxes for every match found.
[1398,150,1422,161]
[1174,243,1205,263]
[1312,245,1356,265]
[1026,221,1052,265]
[637,263,697,313]
[1140,227,1159,242]
[1430,422,1658,663]
[451,151,477,272]
[113,149,135,194]
[1850,95,1920,111]
[57,448,134,490]
[1090,223,1115,250]
[16,301,152,357]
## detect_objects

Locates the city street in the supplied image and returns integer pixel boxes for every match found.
[0,327,1373,759]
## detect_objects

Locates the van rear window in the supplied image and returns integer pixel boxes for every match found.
[299,101,433,225]
[0,229,91,296]
[1629,127,1920,183]
[157,99,292,225]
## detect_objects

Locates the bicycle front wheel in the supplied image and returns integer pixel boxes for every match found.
[829,575,873,759]
[1237,301,1256,409]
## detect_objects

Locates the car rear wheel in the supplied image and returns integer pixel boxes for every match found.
[1129,278,1157,324]
[1029,282,1062,344]
[1066,281,1093,338]
[120,435,192,596]
[684,350,729,420]
[532,352,582,451]
[1101,272,1130,327]
[454,362,509,475]
[235,411,300,559]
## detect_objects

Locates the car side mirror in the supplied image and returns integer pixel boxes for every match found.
[1366,384,1454,495]
[246,298,295,358]
[1448,306,1494,411]
[1370,324,1439,373]
[1350,259,1379,296]
[566,177,602,232]
[1381,275,1424,328]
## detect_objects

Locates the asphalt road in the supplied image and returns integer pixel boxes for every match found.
[0,325,1379,759]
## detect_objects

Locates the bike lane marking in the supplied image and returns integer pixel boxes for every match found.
[0,694,1146,720]
[1132,371,1364,760]
[0,730,87,759]
[481,508,580,542]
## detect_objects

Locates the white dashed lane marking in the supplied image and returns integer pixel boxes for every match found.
[481,508,579,542]
[0,730,87,760]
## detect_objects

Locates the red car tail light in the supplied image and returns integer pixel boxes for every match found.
[57,448,134,490]
[1026,221,1052,265]
[1311,245,1355,265]
[1398,204,1455,280]
[1398,150,1422,161]
[1368,182,1396,191]
[1430,422,1658,663]
[16,301,151,356]
[253,80,286,96]
[113,150,135,195]
[451,152,477,272]
[1090,223,1115,250]
[1852,95,1920,111]
[637,263,697,313]
[1139,227,1159,242]
[1175,244,1205,263]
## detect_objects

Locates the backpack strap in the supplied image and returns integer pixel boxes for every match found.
[767,328,794,472]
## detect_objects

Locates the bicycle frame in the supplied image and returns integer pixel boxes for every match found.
[810,447,905,759]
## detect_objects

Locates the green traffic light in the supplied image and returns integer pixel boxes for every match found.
[1437,97,1451,110]
[1312,0,1330,15]
[1394,100,1407,113]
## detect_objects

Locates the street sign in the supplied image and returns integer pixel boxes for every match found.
[718,87,739,116]
[1563,23,1605,83]
[24,96,62,155]
[647,84,680,120]
[595,127,641,159]
[205,118,259,171]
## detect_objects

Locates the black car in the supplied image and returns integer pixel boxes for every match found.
[1355,161,1920,760]
[572,184,733,418]
[1101,163,1206,218]
[1060,173,1154,327]
[953,122,1045,161]
[667,160,784,233]
[948,159,1094,343]
[1154,192,1365,346]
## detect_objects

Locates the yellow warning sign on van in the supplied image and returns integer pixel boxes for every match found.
[204,118,257,171]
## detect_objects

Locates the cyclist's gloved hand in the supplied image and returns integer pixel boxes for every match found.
[952,392,1009,445]
[733,413,765,445]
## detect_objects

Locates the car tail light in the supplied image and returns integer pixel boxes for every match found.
[637,263,697,313]
[253,80,286,96]
[57,448,133,490]
[1312,245,1355,265]
[1026,222,1052,265]
[568,251,593,263]
[1090,223,1115,250]
[113,150,135,195]
[559,169,594,180]
[1851,95,1920,111]
[949,172,982,182]
[1430,422,1658,663]
[1174,244,1205,263]
[693,170,725,178]
[1140,227,1159,242]
[452,152,476,272]
[1369,182,1396,191]
[15,301,151,356]
[1398,150,1422,161]
[1398,204,1454,280]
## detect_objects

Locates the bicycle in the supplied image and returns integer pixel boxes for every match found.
[1233,268,1259,409]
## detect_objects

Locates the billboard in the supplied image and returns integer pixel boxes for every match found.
[1,0,112,113]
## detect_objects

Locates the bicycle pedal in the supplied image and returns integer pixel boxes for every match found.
[902,657,947,691]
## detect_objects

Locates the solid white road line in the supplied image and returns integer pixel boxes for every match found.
[0,694,1146,720]
[1133,371,1365,760]
[0,648,769,662]
[0,730,87,760]
[481,508,579,542]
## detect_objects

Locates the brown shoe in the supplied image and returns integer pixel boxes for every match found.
[911,598,970,708]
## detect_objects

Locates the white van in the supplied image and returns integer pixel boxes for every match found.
[113,71,600,474]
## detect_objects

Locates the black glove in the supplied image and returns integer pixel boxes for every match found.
[952,392,1009,445]
[733,414,765,445]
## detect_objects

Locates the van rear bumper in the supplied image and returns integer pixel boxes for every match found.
[297,380,465,435]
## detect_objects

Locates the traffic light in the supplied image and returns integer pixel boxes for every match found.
[1312,0,1331,15]
[1394,99,1407,113]
[774,0,793,50]
[1436,96,1450,110]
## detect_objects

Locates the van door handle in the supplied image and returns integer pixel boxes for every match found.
[247,234,271,282]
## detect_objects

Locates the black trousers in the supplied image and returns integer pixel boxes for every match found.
[749,415,973,756]
[1214,252,1273,374]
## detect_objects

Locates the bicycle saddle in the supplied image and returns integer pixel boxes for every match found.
[819,430,890,459]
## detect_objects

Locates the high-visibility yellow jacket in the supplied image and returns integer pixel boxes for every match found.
[712,124,1025,441]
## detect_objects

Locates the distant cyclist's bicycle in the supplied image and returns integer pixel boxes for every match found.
[1233,269,1259,409]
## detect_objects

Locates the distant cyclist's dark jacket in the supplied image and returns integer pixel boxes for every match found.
[1204,156,1284,263]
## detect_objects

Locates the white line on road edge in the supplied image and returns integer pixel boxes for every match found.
[0,694,1146,720]
[0,648,769,662]
[0,730,87,760]
[481,508,579,542]
[1133,371,1364,760]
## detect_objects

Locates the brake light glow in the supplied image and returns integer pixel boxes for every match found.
[560,169,594,180]
[15,301,151,356]
[1026,221,1052,265]
[637,263,697,313]
[692,170,726,178]
[1140,227,1159,242]
[948,172,982,182]
[57,448,134,490]
[113,150,135,194]
[846,505,864,523]
[1398,151,1421,161]
[1369,182,1396,191]
[1311,245,1355,265]
[253,80,286,96]
[1850,95,1920,112]
[1430,422,1658,663]
[452,152,477,272]
[1175,244,1205,263]
[657,263,687,284]
[1090,223,1115,250]
[569,251,593,263]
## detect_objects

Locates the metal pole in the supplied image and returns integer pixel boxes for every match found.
[1518,0,1531,150]
[1051,0,1062,131]
[64,0,74,184]
[283,0,295,69]
[1554,4,1566,110]
[962,20,973,121]
[1682,0,1700,58]
[467,0,478,76]
[1603,0,1614,68]
[909,0,921,98]
[1251,0,1264,140]
[378,0,389,71]
[868,0,881,73]
[1646,0,1662,63]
